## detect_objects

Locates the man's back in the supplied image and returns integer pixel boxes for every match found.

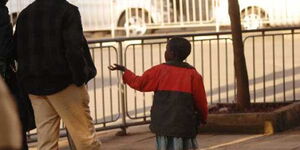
[15,0,96,95]
[14,1,100,149]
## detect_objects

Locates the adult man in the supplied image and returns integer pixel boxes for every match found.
[14,0,101,149]
[1,0,34,149]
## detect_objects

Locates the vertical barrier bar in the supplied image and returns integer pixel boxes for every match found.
[118,41,127,134]
[292,30,296,101]
[100,44,106,127]
[272,35,276,102]
[192,36,196,66]
[209,40,213,103]
[217,35,221,102]
[141,40,146,121]
[150,44,154,66]
[92,47,98,123]
[133,45,137,118]
[201,40,204,79]
[282,35,286,101]
[159,43,162,64]
[124,41,129,117]
[225,39,229,103]
[108,47,114,121]
[252,37,256,102]
[262,31,266,103]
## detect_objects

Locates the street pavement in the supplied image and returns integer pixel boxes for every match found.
[29,125,300,150]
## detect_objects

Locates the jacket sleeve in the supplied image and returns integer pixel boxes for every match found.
[192,72,208,123]
[82,36,97,82]
[62,7,89,86]
[122,67,159,92]
[0,6,14,78]
[0,6,13,58]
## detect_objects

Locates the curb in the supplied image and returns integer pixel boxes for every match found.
[199,102,300,134]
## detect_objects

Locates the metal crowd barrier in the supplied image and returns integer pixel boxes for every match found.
[7,0,300,37]
[27,26,300,143]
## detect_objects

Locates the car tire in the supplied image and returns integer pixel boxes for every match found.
[117,9,154,37]
[241,7,267,30]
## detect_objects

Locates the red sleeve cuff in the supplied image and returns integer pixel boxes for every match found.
[122,69,133,84]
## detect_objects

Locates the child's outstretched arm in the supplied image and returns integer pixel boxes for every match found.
[108,64,158,92]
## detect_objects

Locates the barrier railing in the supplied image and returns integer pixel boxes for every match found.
[27,26,300,142]
[8,0,300,37]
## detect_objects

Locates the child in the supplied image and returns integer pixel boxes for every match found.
[109,37,208,150]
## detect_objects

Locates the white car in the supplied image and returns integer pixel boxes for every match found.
[216,0,300,29]
[7,0,165,36]
[6,0,216,36]
[6,0,300,36]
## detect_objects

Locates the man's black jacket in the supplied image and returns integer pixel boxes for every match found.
[14,0,96,95]
[0,4,13,76]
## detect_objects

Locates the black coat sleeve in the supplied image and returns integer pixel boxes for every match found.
[0,5,13,56]
[82,36,97,82]
[0,5,14,78]
[62,7,96,86]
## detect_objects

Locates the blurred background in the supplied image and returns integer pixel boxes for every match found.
[7,0,300,38]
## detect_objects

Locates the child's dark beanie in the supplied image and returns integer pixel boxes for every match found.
[168,37,191,61]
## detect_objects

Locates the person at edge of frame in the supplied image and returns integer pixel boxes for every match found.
[0,0,36,149]
[0,76,22,150]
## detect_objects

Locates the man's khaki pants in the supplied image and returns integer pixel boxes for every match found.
[29,84,101,150]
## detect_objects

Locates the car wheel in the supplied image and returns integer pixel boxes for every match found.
[241,7,267,30]
[117,9,154,36]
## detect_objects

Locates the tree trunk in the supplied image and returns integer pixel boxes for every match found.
[228,0,250,110]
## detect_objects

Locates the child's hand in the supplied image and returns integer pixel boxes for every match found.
[108,64,126,72]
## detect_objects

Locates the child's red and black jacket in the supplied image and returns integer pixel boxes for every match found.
[123,61,208,137]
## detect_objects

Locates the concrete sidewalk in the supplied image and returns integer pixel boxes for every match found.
[29,125,300,150]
